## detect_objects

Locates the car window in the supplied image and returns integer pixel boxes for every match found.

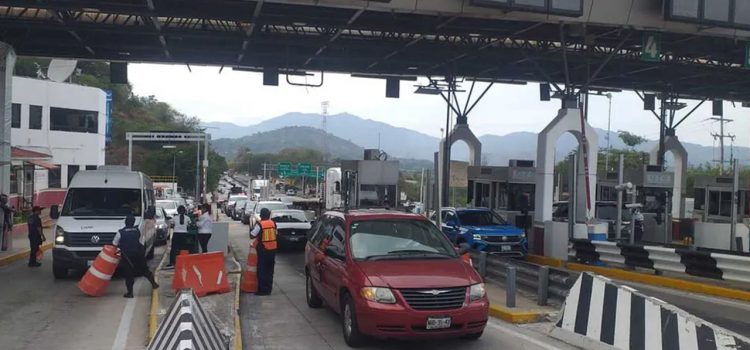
[349,219,457,260]
[311,217,335,249]
[457,210,506,226]
[444,211,457,223]
[329,218,346,252]
[307,217,324,241]
[272,211,308,223]
[156,200,177,210]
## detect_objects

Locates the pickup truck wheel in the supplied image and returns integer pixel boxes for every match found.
[53,263,68,279]
[305,272,323,308]
[341,293,366,348]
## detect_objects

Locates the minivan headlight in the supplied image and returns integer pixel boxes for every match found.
[469,283,486,302]
[55,226,65,244]
[360,287,397,304]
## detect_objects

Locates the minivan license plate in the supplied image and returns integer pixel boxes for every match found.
[426,317,451,330]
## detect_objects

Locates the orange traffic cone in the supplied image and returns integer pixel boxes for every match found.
[240,246,258,293]
[79,245,121,297]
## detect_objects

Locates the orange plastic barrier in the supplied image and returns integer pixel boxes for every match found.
[79,245,121,297]
[172,251,230,297]
[240,246,258,293]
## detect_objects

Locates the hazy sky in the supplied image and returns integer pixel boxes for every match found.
[130,63,748,149]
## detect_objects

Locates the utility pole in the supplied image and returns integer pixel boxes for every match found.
[321,101,330,163]
[710,115,734,173]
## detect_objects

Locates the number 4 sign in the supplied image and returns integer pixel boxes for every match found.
[641,32,661,62]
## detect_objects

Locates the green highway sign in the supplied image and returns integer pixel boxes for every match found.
[298,163,312,176]
[278,162,292,176]
[640,32,661,62]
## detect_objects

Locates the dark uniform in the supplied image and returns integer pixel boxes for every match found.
[252,208,278,295]
[27,207,44,267]
[116,215,158,298]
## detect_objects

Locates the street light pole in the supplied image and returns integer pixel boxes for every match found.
[163,145,178,196]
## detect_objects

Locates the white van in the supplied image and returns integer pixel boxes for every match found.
[50,166,157,279]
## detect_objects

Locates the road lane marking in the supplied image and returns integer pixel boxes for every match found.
[486,321,562,350]
[111,280,141,350]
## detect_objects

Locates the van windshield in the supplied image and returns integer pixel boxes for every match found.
[62,188,142,216]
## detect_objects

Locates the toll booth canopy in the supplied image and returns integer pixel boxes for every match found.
[467,160,535,212]
[693,176,749,223]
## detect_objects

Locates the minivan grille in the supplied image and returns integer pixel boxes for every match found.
[399,287,466,310]
[66,232,116,247]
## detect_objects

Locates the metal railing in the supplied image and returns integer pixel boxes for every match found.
[470,252,577,306]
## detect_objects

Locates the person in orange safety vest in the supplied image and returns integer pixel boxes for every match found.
[249,208,278,295]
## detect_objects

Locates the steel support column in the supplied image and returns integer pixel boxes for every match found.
[0,43,16,195]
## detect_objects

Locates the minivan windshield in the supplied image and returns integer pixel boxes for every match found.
[62,188,142,216]
[350,220,457,260]
[457,210,507,226]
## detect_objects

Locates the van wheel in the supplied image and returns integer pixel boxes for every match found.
[146,244,155,260]
[341,293,366,348]
[53,263,68,279]
[306,272,323,308]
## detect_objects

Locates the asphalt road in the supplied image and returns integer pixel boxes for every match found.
[0,244,165,350]
[621,279,750,336]
[227,219,581,350]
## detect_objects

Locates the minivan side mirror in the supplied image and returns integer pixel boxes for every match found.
[50,205,60,219]
[444,219,459,228]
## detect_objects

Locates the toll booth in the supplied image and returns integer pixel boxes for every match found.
[340,156,400,209]
[693,176,749,223]
[467,160,536,227]
[691,176,750,251]
[596,165,676,243]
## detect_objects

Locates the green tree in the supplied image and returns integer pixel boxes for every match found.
[618,130,648,149]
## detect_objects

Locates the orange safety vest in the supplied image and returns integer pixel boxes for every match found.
[253,220,278,251]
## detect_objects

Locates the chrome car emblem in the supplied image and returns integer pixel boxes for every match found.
[90,235,100,244]
[418,289,448,296]
[502,236,508,241]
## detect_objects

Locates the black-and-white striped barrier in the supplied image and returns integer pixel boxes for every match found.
[557,272,750,349]
[148,289,227,350]
[569,240,750,284]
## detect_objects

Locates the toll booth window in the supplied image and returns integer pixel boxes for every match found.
[50,107,99,133]
[11,103,20,128]
[514,0,545,9]
[735,1,750,26]
[703,0,731,23]
[29,105,42,130]
[720,192,732,217]
[708,191,720,216]
[694,188,705,210]
[550,0,580,11]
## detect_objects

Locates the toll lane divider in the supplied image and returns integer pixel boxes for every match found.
[148,289,228,350]
[557,272,750,350]
[148,247,170,343]
[0,241,53,267]
[569,239,750,284]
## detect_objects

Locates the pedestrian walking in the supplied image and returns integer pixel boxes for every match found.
[113,214,159,298]
[196,203,213,253]
[167,205,193,267]
[249,208,277,295]
[0,194,14,251]
[27,206,45,267]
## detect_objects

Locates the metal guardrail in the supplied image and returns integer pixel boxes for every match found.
[471,252,577,305]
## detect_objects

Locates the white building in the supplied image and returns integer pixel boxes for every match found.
[10,76,107,192]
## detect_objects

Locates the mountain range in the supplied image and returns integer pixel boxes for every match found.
[206,112,743,167]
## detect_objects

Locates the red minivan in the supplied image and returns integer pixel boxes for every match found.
[304,209,489,347]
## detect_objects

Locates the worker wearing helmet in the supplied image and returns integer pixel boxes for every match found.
[249,207,278,295]
[114,214,159,298]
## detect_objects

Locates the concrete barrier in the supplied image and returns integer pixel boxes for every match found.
[556,272,750,350]
[148,289,227,350]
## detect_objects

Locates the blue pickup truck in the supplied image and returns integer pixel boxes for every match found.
[432,207,528,257]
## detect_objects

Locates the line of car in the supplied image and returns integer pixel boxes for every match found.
[224,194,313,250]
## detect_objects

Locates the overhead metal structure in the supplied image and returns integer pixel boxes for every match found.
[0,0,750,101]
